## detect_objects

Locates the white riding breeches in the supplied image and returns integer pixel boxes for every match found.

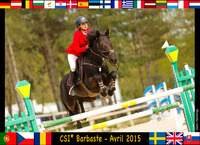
[68,54,78,72]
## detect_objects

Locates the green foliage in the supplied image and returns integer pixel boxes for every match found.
[5,9,195,105]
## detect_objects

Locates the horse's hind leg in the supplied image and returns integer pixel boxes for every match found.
[75,101,83,129]
[78,101,87,122]
[66,100,83,129]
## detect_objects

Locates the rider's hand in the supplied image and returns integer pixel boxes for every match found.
[86,45,89,49]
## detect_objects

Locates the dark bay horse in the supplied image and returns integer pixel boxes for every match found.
[60,28,118,129]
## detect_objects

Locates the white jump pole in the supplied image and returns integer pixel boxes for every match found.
[71,103,180,132]
[43,84,194,128]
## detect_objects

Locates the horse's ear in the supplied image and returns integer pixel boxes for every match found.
[105,28,109,36]
[96,30,100,38]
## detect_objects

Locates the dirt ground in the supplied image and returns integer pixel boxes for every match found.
[112,117,188,132]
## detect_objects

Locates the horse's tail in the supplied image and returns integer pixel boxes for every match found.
[60,74,73,115]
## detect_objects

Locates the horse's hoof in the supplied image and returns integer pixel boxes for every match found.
[108,90,114,96]
[67,122,75,128]
[81,118,87,122]
[108,95,112,99]
[100,95,108,99]
[77,121,83,129]
[112,87,116,91]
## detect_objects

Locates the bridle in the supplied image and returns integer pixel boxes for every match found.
[81,34,118,72]
[89,45,115,60]
[89,35,118,70]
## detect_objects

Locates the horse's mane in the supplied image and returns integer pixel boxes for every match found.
[87,29,97,47]
[82,29,104,55]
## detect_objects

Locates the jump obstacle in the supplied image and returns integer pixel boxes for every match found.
[5,82,194,132]
[5,43,195,132]
[71,102,180,132]
[164,44,195,132]
[5,80,39,132]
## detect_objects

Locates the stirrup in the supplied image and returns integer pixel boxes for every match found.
[69,85,76,96]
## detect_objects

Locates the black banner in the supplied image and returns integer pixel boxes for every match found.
[0,0,11,3]
[22,0,25,8]
[195,9,200,132]
[52,132,149,145]
[0,9,5,133]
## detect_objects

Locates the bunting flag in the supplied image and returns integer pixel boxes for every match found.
[0,132,17,145]
[156,0,167,8]
[189,0,200,8]
[183,132,200,144]
[55,0,66,8]
[26,0,33,8]
[89,0,100,8]
[166,132,183,145]
[144,0,156,8]
[149,132,166,145]
[44,0,55,8]
[17,133,34,145]
[34,132,51,145]
[67,0,77,8]
[11,0,22,8]
[134,0,144,8]
[33,0,44,8]
[178,0,189,8]
[122,0,133,9]
[78,0,89,8]
[0,2,11,8]
[111,0,122,8]
[167,0,178,8]
[100,0,111,8]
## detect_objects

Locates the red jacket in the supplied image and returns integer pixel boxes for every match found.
[66,28,92,56]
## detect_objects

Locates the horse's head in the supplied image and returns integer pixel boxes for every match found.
[88,28,118,68]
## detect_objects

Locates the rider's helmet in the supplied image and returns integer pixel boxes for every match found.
[75,16,88,28]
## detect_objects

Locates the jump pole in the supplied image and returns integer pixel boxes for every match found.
[71,102,180,132]
[43,84,194,129]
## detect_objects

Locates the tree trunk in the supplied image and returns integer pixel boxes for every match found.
[90,102,95,108]
[133,14,153,86]
[5,88,13,117]
[132,40,146,91]
[40,44,61,112]
[108,98,113,105]
[39,11,61,112]
[101,99,107,106]
[5,43,24,113]
[40,14,60,94]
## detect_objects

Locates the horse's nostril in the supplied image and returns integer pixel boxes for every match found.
[110,58,117,63]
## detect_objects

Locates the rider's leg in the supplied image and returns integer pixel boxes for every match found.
[68,54,78,96]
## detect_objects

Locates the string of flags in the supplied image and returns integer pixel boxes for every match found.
[0,0,199,9]
[0,132,199,144]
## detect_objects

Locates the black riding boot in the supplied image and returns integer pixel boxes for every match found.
[69,71,76,96]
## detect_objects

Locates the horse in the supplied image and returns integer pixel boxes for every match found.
[60,28,118,129]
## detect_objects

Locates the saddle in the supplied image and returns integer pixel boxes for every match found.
[67,56,84,86]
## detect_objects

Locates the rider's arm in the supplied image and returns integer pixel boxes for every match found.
[73,34,87,54]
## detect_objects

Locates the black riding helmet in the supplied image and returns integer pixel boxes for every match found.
[75,16,88,28]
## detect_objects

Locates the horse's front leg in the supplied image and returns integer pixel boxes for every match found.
[108,71,117,98]
[94,74,107,98]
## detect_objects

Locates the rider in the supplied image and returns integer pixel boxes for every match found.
[66,16,92,96]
